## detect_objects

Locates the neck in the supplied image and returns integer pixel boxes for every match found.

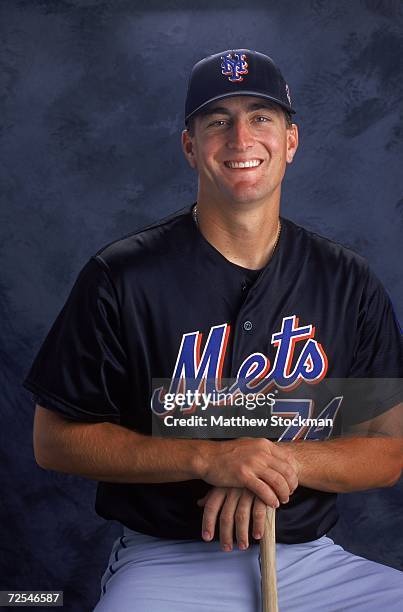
[194,200,281,270]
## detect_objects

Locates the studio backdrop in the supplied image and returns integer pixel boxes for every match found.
[1,1,402,611]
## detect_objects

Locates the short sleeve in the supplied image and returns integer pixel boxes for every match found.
[343,266,403,428]
[23,257,128,423]
[349,266,402,379]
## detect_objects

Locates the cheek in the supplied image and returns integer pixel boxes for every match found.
[266,133,286,155]
[270,140,290,170]
[194,143,217,173]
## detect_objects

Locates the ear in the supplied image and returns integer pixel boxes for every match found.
[182,129,198,169]
[286,123,299,164]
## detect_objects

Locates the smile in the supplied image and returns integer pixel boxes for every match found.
[224,159,263,169]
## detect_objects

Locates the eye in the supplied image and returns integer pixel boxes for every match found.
[254,115,272,123]
[207,119,228,127]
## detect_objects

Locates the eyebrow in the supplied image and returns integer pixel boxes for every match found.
[199,101,279,118]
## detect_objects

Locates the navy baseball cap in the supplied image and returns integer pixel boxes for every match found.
[185,49,295,124]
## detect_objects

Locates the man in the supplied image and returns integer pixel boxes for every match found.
[24,50,402,611]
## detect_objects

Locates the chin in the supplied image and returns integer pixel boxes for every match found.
[224,188,270,206]
[220,178,271,201]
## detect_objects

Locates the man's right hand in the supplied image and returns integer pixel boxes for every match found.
[34,406,298,502]
[199,437,299,507]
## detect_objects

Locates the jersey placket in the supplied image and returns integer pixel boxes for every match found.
[227,266,273,380]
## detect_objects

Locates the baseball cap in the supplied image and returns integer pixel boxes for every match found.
[185,49,295,124]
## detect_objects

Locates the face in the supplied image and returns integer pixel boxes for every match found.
[182,96,298,209]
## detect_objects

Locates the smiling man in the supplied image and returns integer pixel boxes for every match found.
[24,49,402,611]
[182,95,296,271]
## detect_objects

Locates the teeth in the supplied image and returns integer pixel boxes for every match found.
[225,160,261,169]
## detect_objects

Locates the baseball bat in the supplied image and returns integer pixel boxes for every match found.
[259,506,278,612]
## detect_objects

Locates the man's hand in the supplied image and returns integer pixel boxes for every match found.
[197,486,275,551]
[199,437,299,508]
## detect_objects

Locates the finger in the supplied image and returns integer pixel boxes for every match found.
[219,488,242,552]
[201,487,227,541]
[271,457,298,495]
[234,489,254,550]
[245,476,280,508]
[262,454,299,496]
[262,465,293,503]
[252,497,267,540]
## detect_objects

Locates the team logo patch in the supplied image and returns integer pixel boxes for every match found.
[221,52,248,83]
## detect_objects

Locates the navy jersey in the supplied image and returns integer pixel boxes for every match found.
[23,205,403,543]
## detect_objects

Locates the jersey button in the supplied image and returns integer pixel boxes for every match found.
[243,320,253,331]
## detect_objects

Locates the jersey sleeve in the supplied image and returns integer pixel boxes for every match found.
[23,257,128,423]
[342,265,403,429]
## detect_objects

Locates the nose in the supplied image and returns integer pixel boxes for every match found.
[227,117,254,151]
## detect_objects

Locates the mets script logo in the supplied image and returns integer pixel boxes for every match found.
[221,52,248,82]
[151,315,329,415]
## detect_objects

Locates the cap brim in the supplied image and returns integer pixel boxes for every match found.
[185,90,296,123]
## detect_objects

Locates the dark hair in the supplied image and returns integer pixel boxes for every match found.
[185,105,293,136]
[283,110,293,128]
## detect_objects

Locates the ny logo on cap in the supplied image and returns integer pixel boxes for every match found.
[221,52,248,83]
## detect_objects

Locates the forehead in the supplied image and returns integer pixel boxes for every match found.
[198,95,283,116]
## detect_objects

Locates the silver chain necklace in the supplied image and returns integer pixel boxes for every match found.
[192,204,282,263]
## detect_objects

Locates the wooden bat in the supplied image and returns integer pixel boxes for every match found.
[259,507,278,612]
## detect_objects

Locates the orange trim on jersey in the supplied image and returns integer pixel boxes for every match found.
[216,324,230,392]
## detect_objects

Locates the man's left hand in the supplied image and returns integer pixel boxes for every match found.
[197,486,270,551]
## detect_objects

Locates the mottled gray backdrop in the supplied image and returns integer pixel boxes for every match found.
[1,0,402,610]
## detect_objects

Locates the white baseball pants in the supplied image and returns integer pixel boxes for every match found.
[93,526,403,611]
